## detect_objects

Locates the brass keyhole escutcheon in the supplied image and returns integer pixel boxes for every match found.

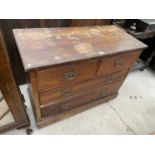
[61,102,71,110]
[114,58,124,68]
[61,88,72,96]
[106,75,114,83]
[102,89,108,97]
[64,71,78,80]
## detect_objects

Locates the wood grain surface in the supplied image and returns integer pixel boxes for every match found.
[13,25,147,71]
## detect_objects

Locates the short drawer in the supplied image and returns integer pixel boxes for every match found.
[40,81,122,118]
[94,69,128,86]
[36,60,98,92]
[39,70,128,105]
[97,51,141,76]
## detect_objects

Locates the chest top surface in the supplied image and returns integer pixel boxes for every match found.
[13,25,147,71]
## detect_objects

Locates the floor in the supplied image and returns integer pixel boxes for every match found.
[3,68,155,135]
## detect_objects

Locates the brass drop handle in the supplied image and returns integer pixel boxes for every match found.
[61,88,72,96]
[64,71,78,80]
[102,89,108,97]
[106,75,114,83]
[114,58,124,68]
[61,102,71,110]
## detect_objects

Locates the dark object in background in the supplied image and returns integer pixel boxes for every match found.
[0,32,30,134]
[126,19,155,33]
[140,37,155,70]
[113,19,155,71]
[67,19,111,27]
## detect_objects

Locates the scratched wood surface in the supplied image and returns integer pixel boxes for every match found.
[13,25,147,71]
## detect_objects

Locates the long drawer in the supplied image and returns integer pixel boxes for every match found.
[36,60,98,92]
[39,70,128,105]
[97,51,141,76]
[40,81,122,118]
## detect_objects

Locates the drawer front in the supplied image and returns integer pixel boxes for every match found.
[40,81,122,118]
[37,60,98,92]
[39,70,128,105]
[94,69,128,86]
[97,51,141,76]
[40,79,94,105]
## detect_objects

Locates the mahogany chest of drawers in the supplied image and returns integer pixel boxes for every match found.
[13,25,147,128]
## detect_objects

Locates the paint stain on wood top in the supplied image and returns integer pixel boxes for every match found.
[13,25,147,71]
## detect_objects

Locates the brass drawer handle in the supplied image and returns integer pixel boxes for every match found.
[61,88,72,96]
[64,71,78,80]
[61,102,71,110]
[102,89,108,97]
[106,75,114,83]
[114,58,124,68]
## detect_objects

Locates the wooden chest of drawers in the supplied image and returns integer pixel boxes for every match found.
[13,25,147,127]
